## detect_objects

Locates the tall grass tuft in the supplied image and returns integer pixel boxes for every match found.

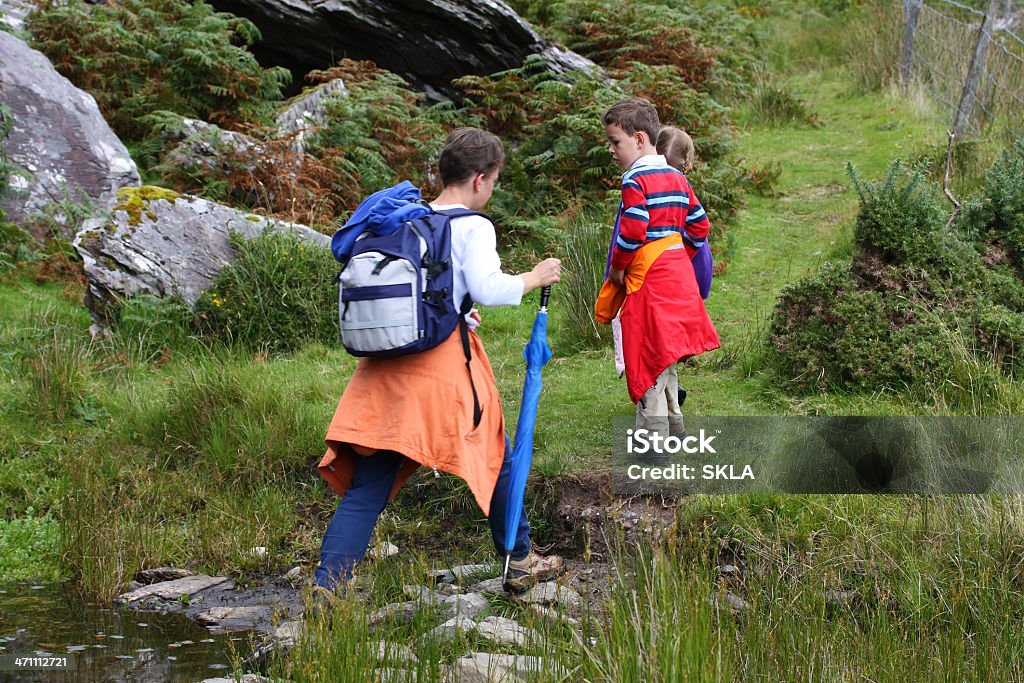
[557,212,612,351]
[580,543,731,682]
[59,448,185,601]
[22,312,93,421]
[840,0,902,94]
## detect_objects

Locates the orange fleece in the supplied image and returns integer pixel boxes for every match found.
[318,327,506,515]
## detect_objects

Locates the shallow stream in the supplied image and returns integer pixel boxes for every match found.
[0,582,253,682]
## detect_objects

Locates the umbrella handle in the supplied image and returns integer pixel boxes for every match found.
[540,285,551,310]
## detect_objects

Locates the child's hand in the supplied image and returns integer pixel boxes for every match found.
[608,267,625,285]
[469,308,482,326]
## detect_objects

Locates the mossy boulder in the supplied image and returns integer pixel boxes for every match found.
[72,188,329,332]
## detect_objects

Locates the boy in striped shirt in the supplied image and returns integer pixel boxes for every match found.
[598,98,720,441]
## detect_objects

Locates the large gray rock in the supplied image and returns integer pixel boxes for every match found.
[0,31,139,226]
[203,0,597,98]
[73,187,330,328]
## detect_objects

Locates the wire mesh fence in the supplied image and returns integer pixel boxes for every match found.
[901,0,1024,143]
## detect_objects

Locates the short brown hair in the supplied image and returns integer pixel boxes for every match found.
[603,98,660,144]
[438,127,506,186]
[657,126,695,172]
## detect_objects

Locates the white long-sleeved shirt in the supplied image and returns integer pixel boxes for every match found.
[431,204,524,317]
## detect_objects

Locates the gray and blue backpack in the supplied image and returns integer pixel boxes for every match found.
[334,204,488,424]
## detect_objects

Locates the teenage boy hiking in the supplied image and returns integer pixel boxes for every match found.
[595,99,719,440]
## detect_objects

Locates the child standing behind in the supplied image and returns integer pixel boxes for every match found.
[595,98,719,440]
[656,126,713,300]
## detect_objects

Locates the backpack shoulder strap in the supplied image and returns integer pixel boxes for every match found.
[430,207,492,222]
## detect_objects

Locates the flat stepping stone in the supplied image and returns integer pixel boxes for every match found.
[513,582,579,608]
[446,653,564,682]
[403,584,450,605]
[423,616,476,643]
[442,592,489,620]
[528,604,580,628]
[468,577,505,594]
[429,564,493,585]
[134,567,194,584]
[194,606,271,631]
[475,616,538,648]
[115,575,232,605]
[369,601,419,627]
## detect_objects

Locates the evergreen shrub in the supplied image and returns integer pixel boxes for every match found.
[194,229,337,353]
[772,147,1024,392]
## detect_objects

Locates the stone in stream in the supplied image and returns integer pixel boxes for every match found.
[402,584,450,606]
[134,567,196,585]
[115,575,233,606]
[422,615,476,643]
[193,606,272,631]
[429,564,493,585]
[282,566,303,585]
[468,577,506,594]
[369,601,420,627]
[441,593,489,621]
[474,616,538,648]
[512,582,579,608]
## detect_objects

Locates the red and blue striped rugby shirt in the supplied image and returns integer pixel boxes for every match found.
[609,155,710,272]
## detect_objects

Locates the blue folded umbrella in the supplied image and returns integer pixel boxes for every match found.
[503,288,553,577]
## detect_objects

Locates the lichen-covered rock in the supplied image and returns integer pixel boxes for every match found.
[73,186,329,329]
[0,31,139,227]
[160,118,264,177]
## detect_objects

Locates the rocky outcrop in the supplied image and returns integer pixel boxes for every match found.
[160,118,265,177]
[276,79,349,153]
[203,0,597,98]
[0,31,139,227]
[0,0,32,33]
[73,186,329,329]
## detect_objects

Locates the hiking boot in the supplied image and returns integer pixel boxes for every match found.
[503,551,566,594]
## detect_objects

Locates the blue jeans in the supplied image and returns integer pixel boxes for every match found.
[314,436,531,589]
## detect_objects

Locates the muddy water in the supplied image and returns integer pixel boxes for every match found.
[0,583,253,683]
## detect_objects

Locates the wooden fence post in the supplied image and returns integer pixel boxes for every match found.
[953,0,1001,137]
[902,0,923,92]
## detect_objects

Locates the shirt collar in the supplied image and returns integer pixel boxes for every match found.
[628,154,667,171]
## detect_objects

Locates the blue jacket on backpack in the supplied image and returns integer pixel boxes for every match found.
[331,181,431,264]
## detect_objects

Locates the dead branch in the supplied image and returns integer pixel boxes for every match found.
[943,130,961,228]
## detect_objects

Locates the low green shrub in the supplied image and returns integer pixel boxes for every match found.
[772,146,1024,395]
[957,141,1024,263]
[194,229,337,353]
[746,72,820,128]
